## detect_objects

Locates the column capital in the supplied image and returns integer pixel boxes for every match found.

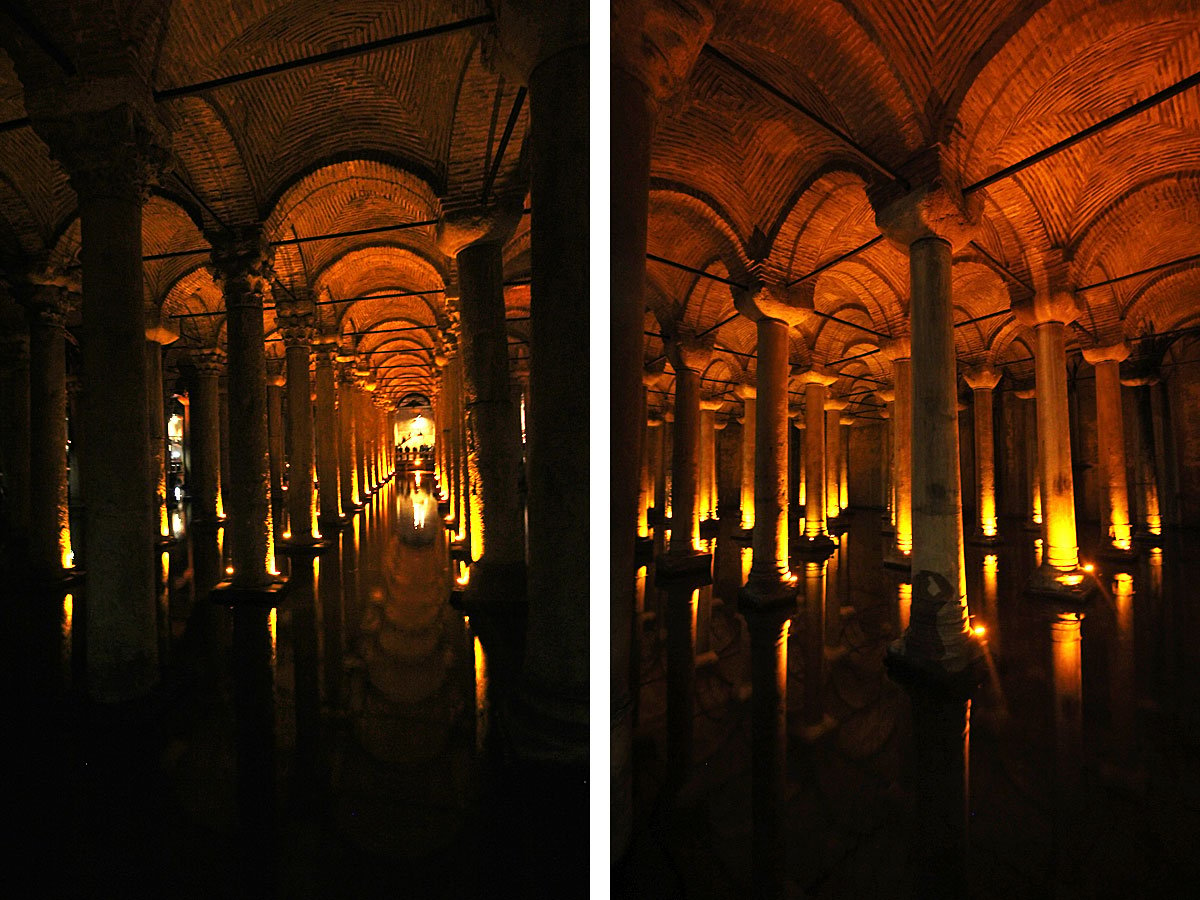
[664,331,714,373]
[732,274,812,326]
[207,226,273,307]
[790,366,836,389]
[611,0,714,105]
[642,361,672,391]
[0,330,29,370]
[487,0,588,83]
[1013,248,1082,327]
[19,282,70,329]
[1013,387,1036,401]
[190,347,226,376]
[1120,373,1160,387]
[699,398,724,412]
[276,306,315,349]
[144,307,179,346]
[733,382,756,401]
[869,148,980,251]
[824,397,848,412]
[437,203,522,256]
[962,365,1002,391]
[877,335,912,362]
[30,89,170,203]
[1081,342,1130,367]
[876,388,895,403]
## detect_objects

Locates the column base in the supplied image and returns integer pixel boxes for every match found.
[278,537,336,555]
[880,519,896,536]
[698,517,720,539]
[155,534,179,549]
[882,547,912,571]
[968,532,1003,547]
[828,515,850,536]
[655,548,713,581]
[450,540,472,563]
[452,561,528,696]
[732,527,753,544]
[794,712,838,744]
[1094,543,1139,566]
[319,514,353,531]
[1132,530,1163,549]
[209,578,289,607]
[791,534,837,564]
[634,536,654,567]
[1025,565,1101,605]
[1023,520,1043,532]
[695,649,720,668]
[884,631,988,701]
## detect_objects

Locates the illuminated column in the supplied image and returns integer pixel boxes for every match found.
[36,100,167,701]
[963,366,1002,542]
[792,368,837,547]
[638,399,655,538]
[145,314,178,544]
[736,383,756,529]
[699,398,721,522]
[877,394,894,528]
[24,283,74,576]
[266,362,286,536]
[210,229,276,583]
[190,349,225,525]
[1014,388,1042,529]
[839,417,849,512]
[353,381,369,502]
[665,336,711,554]
[714,416,730,517]
[314,338,343,528]
[219,383,231,520]
[878,340,912,556]
[655,410,671,533]
[645,412,664,531]
[613,0,712,850]
[1014,285,1091,583]
[1082,342,1132,553]
[279,309,317,544]
[875,178,977,674]
[788,407,805,528]
[1122,376,1161,540]
[732,296,802,900]
[445,233,527,574]
[824,399,846,521]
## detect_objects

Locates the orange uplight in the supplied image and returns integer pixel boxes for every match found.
[225,565,234,575]
[1056,573,1084,586]
[972,624,987,637]
[1082,563,1094,573]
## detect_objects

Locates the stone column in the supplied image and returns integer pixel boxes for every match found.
[279,310,317,544]
[190,349,225,525]
[24,284,73,576]
[1014,283,1094,588]
[0,328,31,545]
[963,366,1002,543]
[219,383,231,519]
[1014,388,1043,530]
[35,100,168,701]
[353,380,370,501]
[441,230,526,578]
[665,337,711,554]
[652,411,668,529]
[874,180,977,674]
[792,368,837,549]
[733,290,803,900]
[789,409,806,516]
[736,383,757,529]
[313,338,343,528]
[210,230,276,583]
[611,0,712,854]
[699,398,722,524]
[879,339,913,556]
[824,399,847,522]
[1082,342,1133,554]
[637,395,653,538]
[877,395,894,528]
[266,362,286,538]
[144,315,178,544]
[1123,376,1162,540]
[337,364,360,511]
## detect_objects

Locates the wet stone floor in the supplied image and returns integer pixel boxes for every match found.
[5,472,514,899]
[619,509,1200,899]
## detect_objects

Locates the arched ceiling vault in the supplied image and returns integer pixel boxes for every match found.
[645,0,1200,403]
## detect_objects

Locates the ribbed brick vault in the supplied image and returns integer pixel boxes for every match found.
[0,0,531,405]
[638,0,1200,421]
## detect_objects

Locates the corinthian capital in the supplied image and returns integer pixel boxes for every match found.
[612,0,714,104]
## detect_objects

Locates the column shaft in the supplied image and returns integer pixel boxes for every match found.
[314,348,342,525]
[804,384,827,538]
[825,408,841,520]
[285,339,316,542]
[1093,359,1131,549]
[1034,322,1079,571]
[973,387,997,537]
[28,304,71,574]
[750,317,789,583]
[145,339,168,541]
[741,395,756,528]
[338,374,359,510]
[191,363,223,523]
[669,367,700,554]
[894,359,913,553]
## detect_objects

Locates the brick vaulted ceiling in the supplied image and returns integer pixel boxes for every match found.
[638,0,1200,423]
[0,0,531,403]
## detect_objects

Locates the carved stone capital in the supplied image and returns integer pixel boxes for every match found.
[732,275,812,326]
[699,398,724,412]
[824,398,849,412]
[733,382,756,401]
[1081,342,1130,367]
[30,90,170,203]
[962,365,1002,392]
[191,348,226,376]
[664,331,714,373]
[870,148,980,251]
[789,366,837,389]
[487,0,588,83]
[19,282,70,329]
[877,336,912,362]
[1013,388,1036,401]
[612,0,714,104]
[437,203,523,256]
[876,388,895,404]
[208,226,273,307]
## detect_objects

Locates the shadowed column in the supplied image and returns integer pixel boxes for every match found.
[964,366,1002,544]
[314,337,344,529]
[279,307,317,545]
[1083,342,1133,555]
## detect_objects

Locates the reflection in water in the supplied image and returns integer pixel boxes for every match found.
[61,592,74,688]
[474,634,489,753]
[1112,573,1135,764]
[897,581,912,633]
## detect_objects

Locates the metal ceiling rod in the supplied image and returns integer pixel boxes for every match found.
[701,44,904,186]
[646,253,745,288]
[964,68,1200,194]
[787,235,884,287]
[1077,251,1200,292]
[480,87,527,204]
[967,240,1031,293]
[154,14,495,100]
